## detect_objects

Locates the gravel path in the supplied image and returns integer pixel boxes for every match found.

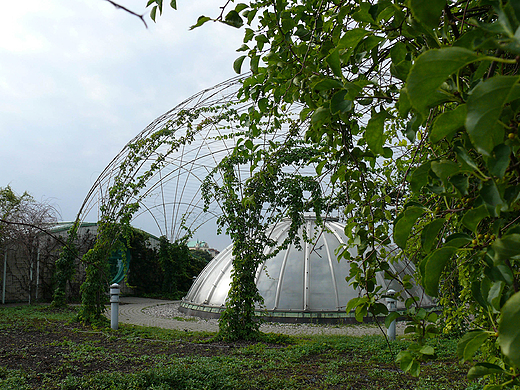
[110,297,405,337]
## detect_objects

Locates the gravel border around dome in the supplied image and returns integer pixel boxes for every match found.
[143,301,406,337]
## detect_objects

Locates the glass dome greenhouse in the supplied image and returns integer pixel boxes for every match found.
[180,216,435,323]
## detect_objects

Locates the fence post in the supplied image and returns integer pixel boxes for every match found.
[386,289,396,341]
[110,283,120,330]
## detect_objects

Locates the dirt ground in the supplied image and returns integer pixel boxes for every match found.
[0,306,470,390]
[0,315,246,389]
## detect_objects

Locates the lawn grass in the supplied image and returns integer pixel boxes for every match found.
[0,305,478,390]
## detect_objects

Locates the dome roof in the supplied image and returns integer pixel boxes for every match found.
[180,216,434,323]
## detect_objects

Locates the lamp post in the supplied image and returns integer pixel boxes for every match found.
[2,250,7,305]
[110,283,120,330]
[386,289,397,341]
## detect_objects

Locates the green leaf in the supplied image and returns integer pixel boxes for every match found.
[419,345,435,356]
[486,144,510,178]
[398,88,412,117]
[244,139,254,150]
[466,76,520,156]
[245,8,257,25]
[445,233,472,248]
[450,174,469,196]
[512,1,520,23]
[396,350,414,371]
[407,47,480,114]
[316,160,327,176]
[390,43,411,80]
[385,311,400,328]
[394,206,427,249]
[250,54,259,74]
[313,78,344,91]
[382,147,393,158]
[223,10,244,28]
[370,302,388,316]
[409,360,421,377]
[479,5,514,37]
[258,98,269,113]
[190,16,212,30]
[233,55,247,74]
[505,224,520,236]
[430,104,467,143]
[408,0,446,29]
[455,145,479,171]
[337,28,370,49]
[346,297,366,314]
[170,0,176,10]
[486,264,514,286]
[428,312,438,322]
[421,246,457,297]
[431,160,461,187]
[471,280,488,309]
[150,6,157,22]
[481,277,492,307]
[487,281,505,311]
[390,41,407,62]
[235,3,248,13]
[461,204,489,233]
[467,362,506,380]
[345,81,366,99]
[499,291,520,367]
[480,181,505,217]
[326,49,342,78]
[421,218,445,253]
[366,108,388,155]
[330,90,353,114]
[311,107,330,128]
[410,162,431,193]
[295,26,311,41]
[355,304,368,322]
[390,59,412,82]
[345,298,361,313]
[244,27,254,42]
[492,234,520,261]
[352,3,375,24]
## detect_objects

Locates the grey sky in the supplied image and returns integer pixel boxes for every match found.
[1,1,242,249]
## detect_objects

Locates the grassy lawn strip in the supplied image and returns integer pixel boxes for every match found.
[0,305,473,389]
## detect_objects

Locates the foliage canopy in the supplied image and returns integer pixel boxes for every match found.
[142,0,520,386]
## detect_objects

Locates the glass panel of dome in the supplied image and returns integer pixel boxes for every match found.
[329,252,356,310]
[276,242,304,310]
[187,249,228,300]
[308,236,337,310]
[256,249,285,310]
[207,260,233,306]
[190,261,222,304]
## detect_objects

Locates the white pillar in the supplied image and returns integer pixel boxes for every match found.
[2,250,7,305]
[29,260,33,305]
[110,283,120,330]
[35,247,40,301]
[386,289,397,341]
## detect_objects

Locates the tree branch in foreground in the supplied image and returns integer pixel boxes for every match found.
[104,0,148,28]
[0,219,83,262]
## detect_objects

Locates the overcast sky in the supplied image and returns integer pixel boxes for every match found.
[0,1,243,249]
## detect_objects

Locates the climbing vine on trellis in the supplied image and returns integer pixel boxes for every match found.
[74,102,249,324]
[51,223,79,308]
[202,131,328,340]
